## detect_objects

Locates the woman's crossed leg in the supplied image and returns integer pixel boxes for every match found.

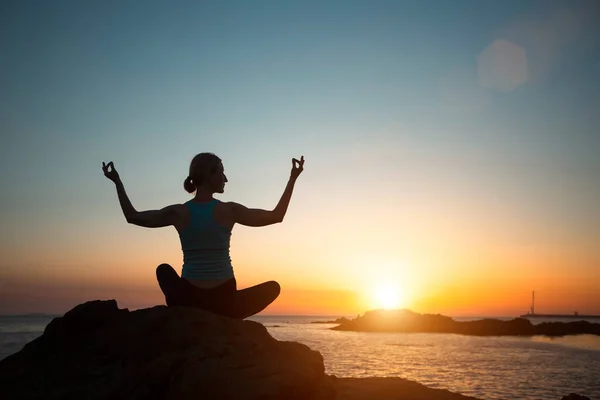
[156,264,280,319]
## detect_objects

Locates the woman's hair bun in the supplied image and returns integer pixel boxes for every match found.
[183,176,195,193]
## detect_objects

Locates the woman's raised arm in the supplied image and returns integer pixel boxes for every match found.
[102,161,182,228]
[229,156,304,227]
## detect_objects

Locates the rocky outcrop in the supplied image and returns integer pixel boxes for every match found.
[0,300,335,400]
[331,309,600,337]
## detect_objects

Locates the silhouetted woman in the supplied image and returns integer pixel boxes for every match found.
[102,153,304,319]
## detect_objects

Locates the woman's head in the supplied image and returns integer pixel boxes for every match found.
[184,153,227,194]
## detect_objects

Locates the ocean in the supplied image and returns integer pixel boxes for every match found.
[1,314,599,400]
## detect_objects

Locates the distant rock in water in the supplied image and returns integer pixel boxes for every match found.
[0,300,335,400]
[311,317,351,324]
[331,309,600,337]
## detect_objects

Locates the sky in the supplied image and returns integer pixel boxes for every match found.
[1,0,599,316]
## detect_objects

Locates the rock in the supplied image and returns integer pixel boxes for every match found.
[560,394,591,400]
[332,377,481,400]
[311,317,350,324]
[0,300,335,400]
[332,309,600,337]
[331,378,590,400]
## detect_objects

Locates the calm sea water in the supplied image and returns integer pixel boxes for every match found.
[1,314,599,400]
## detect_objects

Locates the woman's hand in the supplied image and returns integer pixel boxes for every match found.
[102,161,120,183]
[290,156,304,180]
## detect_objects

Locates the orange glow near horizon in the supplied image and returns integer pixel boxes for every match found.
[3,255,600,317]
[2,204,599,316]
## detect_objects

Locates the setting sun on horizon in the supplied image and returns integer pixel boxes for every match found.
[372,284,405,310]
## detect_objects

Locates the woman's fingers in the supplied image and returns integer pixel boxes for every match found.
[290,157,304,177]
[102,161,117,179]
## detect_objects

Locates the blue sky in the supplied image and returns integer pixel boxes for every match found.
[1,1,599,314]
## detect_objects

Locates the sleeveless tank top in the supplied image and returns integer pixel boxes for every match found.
[178,199,234,280]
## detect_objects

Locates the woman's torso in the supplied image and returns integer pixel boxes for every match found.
[175,199,235,289]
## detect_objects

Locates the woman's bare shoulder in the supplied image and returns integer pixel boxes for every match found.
[214,200,235,228]
[169,203,190,231]
[162,203,188,215]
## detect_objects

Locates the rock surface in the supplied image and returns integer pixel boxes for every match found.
[332,309,600,337]
[560,395,591,400]
[332,376,480,400]
[0,300,334,400]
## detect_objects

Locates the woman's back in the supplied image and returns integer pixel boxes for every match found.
[178,200,234,281]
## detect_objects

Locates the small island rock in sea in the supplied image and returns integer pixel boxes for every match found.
[0,300,591,400]
[331,309,600,337]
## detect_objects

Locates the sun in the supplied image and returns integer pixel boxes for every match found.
[373,284,403,310]
[359,259,414,311]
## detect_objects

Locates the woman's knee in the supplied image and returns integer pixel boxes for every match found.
[156,263,178,282]
[267,281,281,299]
